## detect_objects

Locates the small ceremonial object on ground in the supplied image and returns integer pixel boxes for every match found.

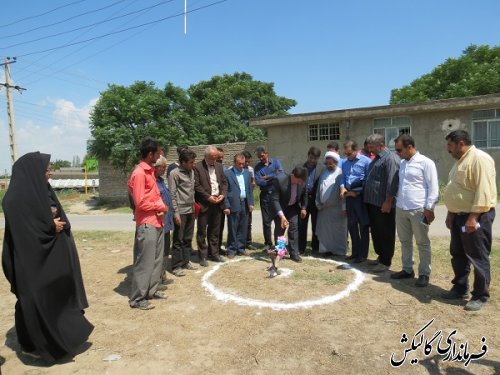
[267,235,287,278]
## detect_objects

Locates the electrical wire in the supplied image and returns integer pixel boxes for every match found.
[0,0,128,39]
[14,0,228,58]
[0,0,88,29]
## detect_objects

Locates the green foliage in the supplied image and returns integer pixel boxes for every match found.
[390,45,500,104]
[52,159,72,170]
[89,73,296,172]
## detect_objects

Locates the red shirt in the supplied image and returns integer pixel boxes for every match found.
[128,161,166,228]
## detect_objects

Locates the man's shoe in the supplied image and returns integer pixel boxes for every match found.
[464,299,487,311]
[161,276,173,286]
[240,250,250,256]
[199,258,209,267]
[290,254,303,263]
[247,244,257,250]
[345,255,356,261]
[415,275,429,287]
[227,254,235,259]
[130,300,155,310]
[172,268,186,277]
[367,259,380,265]
[184,261,198,270]
[372,263,389,273]
[390,270,415,279]
[156,284,168,291]
[151,291,168,300]
[441,289,468,300]
[209,255,225,263]
[353,258,366,264]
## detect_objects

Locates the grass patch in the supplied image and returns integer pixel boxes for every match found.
[292,268,347,285]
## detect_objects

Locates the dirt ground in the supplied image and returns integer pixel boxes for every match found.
[1,206,500,374]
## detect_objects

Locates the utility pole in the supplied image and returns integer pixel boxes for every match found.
[1,57,26,166]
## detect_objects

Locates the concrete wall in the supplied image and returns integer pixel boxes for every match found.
[265,109,500,185]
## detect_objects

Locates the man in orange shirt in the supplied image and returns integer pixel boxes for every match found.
[128,138,168,310]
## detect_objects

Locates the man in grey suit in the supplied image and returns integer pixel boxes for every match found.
[194,145,228,267]
[223,153,255,258]
[272,166,308,262]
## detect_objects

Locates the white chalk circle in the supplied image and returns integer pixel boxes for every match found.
[201,256,365,310]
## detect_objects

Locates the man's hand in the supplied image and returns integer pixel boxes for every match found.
[423,209,435,225]
[381,199,392,213]
[280,216,289,229]
[300,209,307,219]
[249,205,254,213]
[340,187,347,199]
[465,213,480,233]
[223,208,230,216]
[215,195,225,203]
[174,216,181,226]
[445,212,454,230]
[346,191,359,198]
[54,217,66,233]
[208,196,217,204]
[156,211,164,218]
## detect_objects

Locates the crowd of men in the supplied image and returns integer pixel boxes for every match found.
[127,130,496,312]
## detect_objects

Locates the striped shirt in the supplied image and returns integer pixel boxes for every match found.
[363,149,400,207]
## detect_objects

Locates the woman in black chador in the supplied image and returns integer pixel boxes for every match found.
[2,152,93,363]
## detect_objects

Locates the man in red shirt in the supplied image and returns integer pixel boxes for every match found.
[128,138,168,310]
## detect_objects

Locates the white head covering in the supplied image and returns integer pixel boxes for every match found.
[324,151,340,162]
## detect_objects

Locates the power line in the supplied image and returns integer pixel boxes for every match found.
[1,1,173,49]
[0,0,88,29]
[15,0,140,80]
[15,0,228,58]
[0,0,128,40]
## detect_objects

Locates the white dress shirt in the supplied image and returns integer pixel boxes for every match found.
[396,152,439,211]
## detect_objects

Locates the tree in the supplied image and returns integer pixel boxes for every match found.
[89,73,297,172]
[89,81,188,172]
[52,159,71,170]
[390,45,500,104]
[187,72,296,144]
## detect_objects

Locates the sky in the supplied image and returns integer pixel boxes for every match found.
[0,0,499,173]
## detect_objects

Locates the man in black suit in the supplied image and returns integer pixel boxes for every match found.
[272,166,308,262]
[299,147,324,255]
[194,145,228,267]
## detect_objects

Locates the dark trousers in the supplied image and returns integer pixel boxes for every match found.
[366,203,395,266]
[298,201,319,254]
[172,213,195,269]
[449,209,495,300]
[260,190,280,247]
[227,202,249,255]
[347,196,370,260]
[197,204,222,259]
[276,206,300,257]
[246,211,253,246]
[162,231,171,274]
[219,213,226,248]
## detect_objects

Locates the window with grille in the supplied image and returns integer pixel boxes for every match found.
[472,109,500,149]
[373,116,411,149]
[308,122,340,141]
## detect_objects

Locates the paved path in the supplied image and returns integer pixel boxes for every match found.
[1,205,499,238]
